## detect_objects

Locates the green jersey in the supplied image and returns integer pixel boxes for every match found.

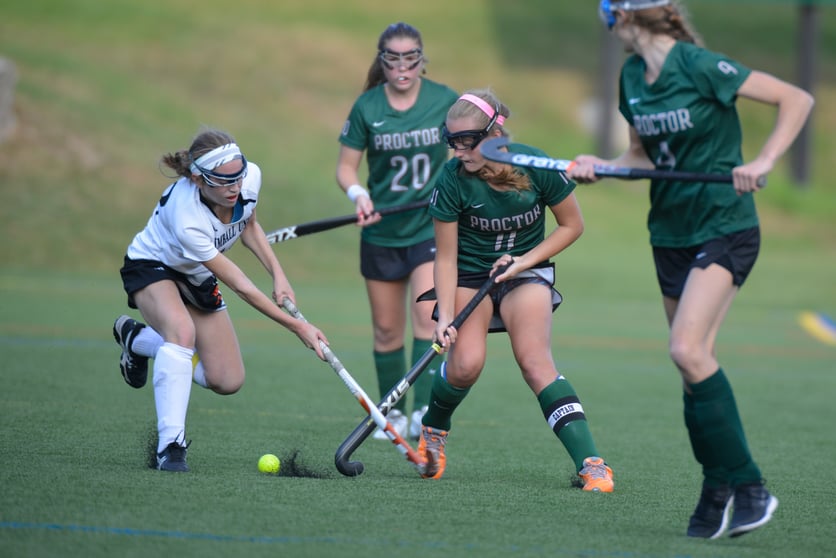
[339,78,458,247]
[619,41,758,248]
[429,143,575,273]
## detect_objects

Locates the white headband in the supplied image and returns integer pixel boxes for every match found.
[189,143,243,174]
[611,0,670,10]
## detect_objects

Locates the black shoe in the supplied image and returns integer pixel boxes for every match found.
[113,315,149,388]
[728,482,778,537]
[156,441,190,472]
[687,484,734,539]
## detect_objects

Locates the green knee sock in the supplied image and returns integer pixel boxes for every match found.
[689,369,762,486]
[423,365,469,431]
[538,378,600,472]
[411,338,440,412]
[684,390,728,487]
[373,347,406,414]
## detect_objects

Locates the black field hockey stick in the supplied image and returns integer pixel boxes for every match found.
[334,264,509,477]
[281,298,427,476]
[479,136,767,188]
[265,200,429,244]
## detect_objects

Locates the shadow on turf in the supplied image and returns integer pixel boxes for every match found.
[277,449,326,479]
[143,425,326,478]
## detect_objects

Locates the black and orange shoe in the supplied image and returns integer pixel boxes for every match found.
[418,425,448,479]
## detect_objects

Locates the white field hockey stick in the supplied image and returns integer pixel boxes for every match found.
[334,263,510,477]
[480,137,767,188]
[265,200,429,244]
[280,298,426,476]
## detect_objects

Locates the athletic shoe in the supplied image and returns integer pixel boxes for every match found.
[156,441,190,472]
[372,409,408,440]
[727,482,778,537]
[687,484,734,539]
[418,425,448,479]
[409,405,428,440]
[113,315,149,389]
[578,456,614,492]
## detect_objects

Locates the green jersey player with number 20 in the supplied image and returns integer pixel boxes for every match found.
[336,22,459,442]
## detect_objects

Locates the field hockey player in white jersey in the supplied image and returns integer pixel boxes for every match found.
[113,127,328,472]
[569,0,813,538]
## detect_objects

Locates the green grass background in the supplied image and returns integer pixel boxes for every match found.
[1,1,835,557]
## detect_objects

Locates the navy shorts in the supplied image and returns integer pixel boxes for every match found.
[360,238,436,281]
[652,226,760,298]
[120,257,226,312]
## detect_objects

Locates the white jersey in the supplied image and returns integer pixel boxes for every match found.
[127,162,262,285]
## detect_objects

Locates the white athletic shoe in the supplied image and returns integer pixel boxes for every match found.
[372,409,408,440]
[409,405,428,440]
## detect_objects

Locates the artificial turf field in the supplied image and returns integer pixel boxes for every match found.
[2,241,833,558]
[2,1,835,556]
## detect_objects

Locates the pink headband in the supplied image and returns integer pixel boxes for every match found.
[459,93,506,126]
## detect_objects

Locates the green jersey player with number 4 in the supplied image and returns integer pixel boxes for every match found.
[336,22,458,441]
[569,0,814,539]
[422,88,614,493]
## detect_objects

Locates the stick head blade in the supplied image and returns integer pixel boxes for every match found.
[336,460,364,477]
[479,136,511,162]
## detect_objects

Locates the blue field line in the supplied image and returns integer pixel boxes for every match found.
[0,521,714,558]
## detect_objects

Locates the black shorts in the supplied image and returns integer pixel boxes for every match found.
[119,257,226,312]
[652,226,760,298]
[360,238,436,281]
[417,263,563,333]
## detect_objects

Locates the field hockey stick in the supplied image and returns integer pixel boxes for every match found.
[265,200,429,244]
[281,298,427,476]
[479,137,767,188]
[334,264,509,477]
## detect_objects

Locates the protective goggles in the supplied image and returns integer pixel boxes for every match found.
[195,156,248,188]
[441,125,490,151]
[189,143,248,188]
[379,48,423,71]
[441,111,501,151]
[598,0,671,30]
[442,94,505,150]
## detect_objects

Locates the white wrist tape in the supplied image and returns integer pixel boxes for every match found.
[346,184,369,203]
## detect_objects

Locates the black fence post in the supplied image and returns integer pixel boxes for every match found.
[791,1,817,186]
